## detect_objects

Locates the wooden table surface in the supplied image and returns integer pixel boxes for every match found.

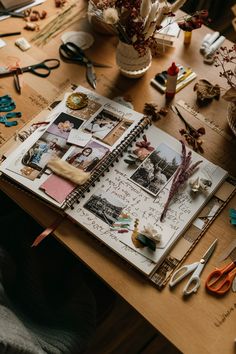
[0,2,236,354]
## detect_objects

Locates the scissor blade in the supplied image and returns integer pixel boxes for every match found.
[92,61,112,68]
[202,239,218,263]
[86,63,96,89]
[0,66,14,76]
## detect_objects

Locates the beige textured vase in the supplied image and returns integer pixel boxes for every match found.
[116,40,152,78]
[227,101,236,136]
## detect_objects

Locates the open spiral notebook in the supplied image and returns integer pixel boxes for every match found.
[0,86,228,277]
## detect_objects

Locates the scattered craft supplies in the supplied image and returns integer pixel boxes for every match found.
[151,64,197,94]
[31,2,87,46]
[171,105,205,153]
[0,0,45,21]
[230,208,236,225]
[0,95,21,126]
[15,37,31,51]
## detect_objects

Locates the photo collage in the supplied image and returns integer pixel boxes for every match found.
[6,92,137,203]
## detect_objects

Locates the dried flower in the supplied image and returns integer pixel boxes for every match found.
[103,7,119,24]
[172,105,205,153]
[177,10,209,32]
[214,44,236,103]
[89,0,196,54]
[160,141,202,222]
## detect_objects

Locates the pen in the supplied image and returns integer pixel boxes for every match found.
[0,32,21,38]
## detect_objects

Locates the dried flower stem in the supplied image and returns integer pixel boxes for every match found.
[160,141,202,222]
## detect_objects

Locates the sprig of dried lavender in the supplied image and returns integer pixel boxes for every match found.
[160,141,202,222]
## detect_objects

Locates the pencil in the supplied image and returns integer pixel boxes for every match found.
[0,32,21,38]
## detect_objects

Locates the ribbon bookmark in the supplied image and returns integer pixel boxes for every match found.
[31,215,65,247]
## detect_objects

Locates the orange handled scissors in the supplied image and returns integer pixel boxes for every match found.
[205,260,236,295]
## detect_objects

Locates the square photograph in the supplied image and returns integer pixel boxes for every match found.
[83,189,125,226]
[130,143,181,196]
[47,112,84,140]
[83,109,122,140]
[66,140,109,173]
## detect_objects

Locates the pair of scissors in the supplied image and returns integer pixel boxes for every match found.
[0,59,60,78]
[59,42,111,89]
[205,260,236,295]
[169,239,217,296]
[0,59,60,93]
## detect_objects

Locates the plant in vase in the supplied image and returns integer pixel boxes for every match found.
[214,44,236,135]
[88,0,208,77]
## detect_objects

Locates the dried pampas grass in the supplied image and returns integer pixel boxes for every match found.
[47,159,90,185]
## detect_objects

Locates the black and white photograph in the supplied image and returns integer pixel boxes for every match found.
[130,143,181,196]
[83,109,122,140]
[84,190,125,225]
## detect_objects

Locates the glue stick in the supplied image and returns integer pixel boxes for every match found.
[165,62,179,99]
[184,31,192,45]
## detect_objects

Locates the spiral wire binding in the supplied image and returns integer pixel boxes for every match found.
[62,117,151,210]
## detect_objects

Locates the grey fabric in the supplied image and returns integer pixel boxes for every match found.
[0,201,96,354]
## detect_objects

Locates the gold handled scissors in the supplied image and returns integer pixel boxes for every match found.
[205,260,236,295]
[169,239,217,296]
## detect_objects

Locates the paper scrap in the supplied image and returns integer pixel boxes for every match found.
[0,39,6,48]
[40,174,76,203]
[67,129,92,147]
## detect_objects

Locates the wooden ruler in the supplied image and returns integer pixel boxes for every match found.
[176,100,236,145]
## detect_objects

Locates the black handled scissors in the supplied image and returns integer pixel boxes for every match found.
[59,42,111,89]
[0,59,60,78]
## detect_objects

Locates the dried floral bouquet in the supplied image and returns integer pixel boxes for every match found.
[88,0,208,54]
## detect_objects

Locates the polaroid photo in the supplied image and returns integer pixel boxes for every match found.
[66,139,109,173]
[130,143,181,196]
[83,189,126,226]
[47,112,84,140]
[83,109,122,140]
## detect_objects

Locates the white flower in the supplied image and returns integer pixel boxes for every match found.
[103,8,119,25]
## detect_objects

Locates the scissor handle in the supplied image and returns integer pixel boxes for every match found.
[169,262,199,288]
[183,261,205,296]
[59,42,88,65]
[205,262,236,295]
[29,59,60,77]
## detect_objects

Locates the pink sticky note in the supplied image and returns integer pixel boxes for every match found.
[40,174,76,203]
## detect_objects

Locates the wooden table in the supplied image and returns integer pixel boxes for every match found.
[0,3,236,354]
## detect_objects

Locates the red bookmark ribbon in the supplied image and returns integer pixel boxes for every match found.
[31,215,65,247]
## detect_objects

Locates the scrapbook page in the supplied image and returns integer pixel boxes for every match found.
[0,86,143,207]
[66,124,228,275]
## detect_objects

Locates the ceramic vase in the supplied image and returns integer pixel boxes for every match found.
[115,40,152,79]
